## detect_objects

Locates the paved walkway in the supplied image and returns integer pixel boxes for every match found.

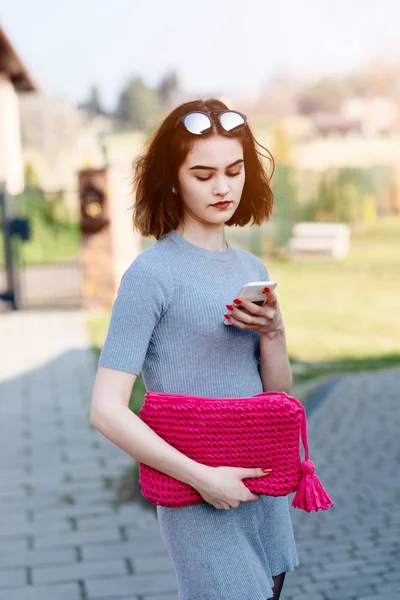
[0,310,399,600]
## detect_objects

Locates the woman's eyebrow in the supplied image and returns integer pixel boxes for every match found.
[189,159,244,171]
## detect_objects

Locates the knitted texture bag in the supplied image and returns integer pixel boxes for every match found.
[138,390,334,512]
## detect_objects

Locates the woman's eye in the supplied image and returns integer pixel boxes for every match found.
[196,171,241,181]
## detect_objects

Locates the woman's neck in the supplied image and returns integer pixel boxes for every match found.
[176,223,227,252]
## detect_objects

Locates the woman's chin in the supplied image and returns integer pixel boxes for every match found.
[205,209,236,225]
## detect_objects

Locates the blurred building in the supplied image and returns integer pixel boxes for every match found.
[19,93,113,218]
[0,23,36,195]
[312,112,363,137]
[341,96,399,136]
[310,96,399,139]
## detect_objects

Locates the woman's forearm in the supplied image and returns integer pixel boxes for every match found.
[91,405,208,488]
[259,328,293,394]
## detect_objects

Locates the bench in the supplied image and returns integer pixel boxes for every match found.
[289,222,350,259]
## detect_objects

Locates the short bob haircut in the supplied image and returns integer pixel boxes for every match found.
[131,98,275,240]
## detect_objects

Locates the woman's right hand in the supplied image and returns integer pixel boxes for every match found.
[192,465,272,509]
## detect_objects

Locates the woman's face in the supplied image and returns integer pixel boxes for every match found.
[176,134,245,227]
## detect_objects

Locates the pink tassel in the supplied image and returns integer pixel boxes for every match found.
[292,459,335,512]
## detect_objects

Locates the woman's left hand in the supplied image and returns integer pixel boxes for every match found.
[224,288,284,339]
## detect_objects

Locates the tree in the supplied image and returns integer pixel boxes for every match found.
[79,85,105,116]
[116,76,163,131]
[88,85,104,115]
[157,70,180,108]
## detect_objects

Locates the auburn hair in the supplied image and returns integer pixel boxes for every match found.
[131,98,275,239]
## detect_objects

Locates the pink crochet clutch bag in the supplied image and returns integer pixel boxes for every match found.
[138,390,334,512]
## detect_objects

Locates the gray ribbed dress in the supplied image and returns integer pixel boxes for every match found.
[98,229,299,600]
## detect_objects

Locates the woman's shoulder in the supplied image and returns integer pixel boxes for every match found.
[124,238,169,272]
[119,238,174,297]
[232,245,270,279]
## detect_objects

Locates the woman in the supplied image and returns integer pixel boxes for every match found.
[90,98,299,600]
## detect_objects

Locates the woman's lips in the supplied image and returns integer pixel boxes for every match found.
[210,201,232,209]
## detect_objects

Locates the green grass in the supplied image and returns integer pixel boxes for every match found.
[22,217,81,265]
[264,216,400,380]
[0,217,81,267]
[87,216,400,396]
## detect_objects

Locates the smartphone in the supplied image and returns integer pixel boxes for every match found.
[237,280,278,307]
[224,280,277,325]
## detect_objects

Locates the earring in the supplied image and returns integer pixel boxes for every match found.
[172,186,177,195]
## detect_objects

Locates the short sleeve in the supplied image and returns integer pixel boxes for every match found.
[98,252,173,375]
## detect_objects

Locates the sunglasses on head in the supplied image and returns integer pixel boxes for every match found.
[176,110,247,135]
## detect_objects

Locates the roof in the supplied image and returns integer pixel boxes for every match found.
[0,23,36,91]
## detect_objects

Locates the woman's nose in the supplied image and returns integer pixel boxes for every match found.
[213,178,230,196]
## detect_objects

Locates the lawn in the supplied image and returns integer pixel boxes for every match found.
[262,216,400,381]
[87,216,400,408]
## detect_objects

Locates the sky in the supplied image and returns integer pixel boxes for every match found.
[1,0,399,110]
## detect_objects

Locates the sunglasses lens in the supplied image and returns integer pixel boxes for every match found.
[183,112,212,135]
[219,111,245,132]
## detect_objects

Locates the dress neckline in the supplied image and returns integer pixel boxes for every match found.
[165,229,236,262]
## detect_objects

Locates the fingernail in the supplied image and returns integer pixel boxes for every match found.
[233,298,242,304]
[264,287,270,293]
[262,468,272,473]
[226,304,234,310]
[224,314,231,320]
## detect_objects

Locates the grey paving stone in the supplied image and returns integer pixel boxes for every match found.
[382,570,400,583]
[0,518,72,537]
[76,512,156,531]
[142,595,178,600]
[0,582,81,600]
[311,566,365,581]
[33,526,122,549]
[288,368,400,600]
[357,596,400,600]
[76,513,139,530]
[331,584,378,597]
[0,512,30,527]
[123,523,167,541]
[357,562,390,576]
[33,558,126,584]
[0,547,75,569]
[0,568,26,589]
[0,538,28,555]
[32,504,113,522]
[375,583,400,596]
[0,470,27,487]
[82,540,169,561]
[284,595,324,600]
[29,480,112,496]
[324,596,363,600]
[29,489,116,506]
[131,553,175,573]
[0,491,29,505]
[85,572,178,598]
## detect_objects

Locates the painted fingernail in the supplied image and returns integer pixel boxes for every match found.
[224,314,231,320]
[233,298,242,304]
[226,304,234,310]
[264,287,270,293]
[262,468,272,473]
